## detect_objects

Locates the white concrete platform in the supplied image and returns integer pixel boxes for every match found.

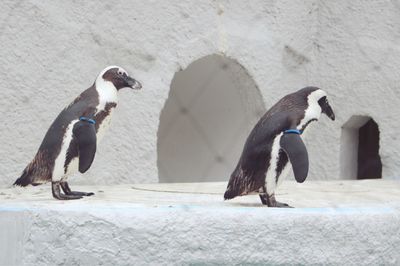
[1,180,400,265]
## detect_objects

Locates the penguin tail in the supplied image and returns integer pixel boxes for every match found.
[13,169,31,187]
[224,187,238,200]
[224,161,263,201]
[13,167,33,187]
[224,165,247,200]
[13,152,49,187]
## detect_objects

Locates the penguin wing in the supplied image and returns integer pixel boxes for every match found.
[73,121,97,173]
[280,133,309,183]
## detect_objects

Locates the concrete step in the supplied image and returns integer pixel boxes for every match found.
[1,180,400,265]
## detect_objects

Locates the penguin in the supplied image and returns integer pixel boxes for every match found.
[13,66,142,200]
[224,87,335,207]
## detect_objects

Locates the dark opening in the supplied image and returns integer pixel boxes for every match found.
[357,119,382,179]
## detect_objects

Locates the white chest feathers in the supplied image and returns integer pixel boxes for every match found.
[94,78,118,141]
[96,107,116,142]
[265,133,283,195]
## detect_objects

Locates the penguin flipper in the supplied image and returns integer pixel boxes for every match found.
[73,121,97,173]
[280,133,309,183]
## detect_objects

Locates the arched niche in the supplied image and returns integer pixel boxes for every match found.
[157,54,265,183]
[340,115,382,179]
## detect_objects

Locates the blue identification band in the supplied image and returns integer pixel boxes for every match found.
[284,129,302,135]
[79,116,96,124]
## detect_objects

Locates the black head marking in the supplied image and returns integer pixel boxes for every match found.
[318,96,335,120]
[102,67,142,90]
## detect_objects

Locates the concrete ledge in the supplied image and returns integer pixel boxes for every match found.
[1,180,400,265]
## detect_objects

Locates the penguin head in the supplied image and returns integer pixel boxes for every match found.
[97,66,142,90]
[318,95,335,121]
[302,87,335,121]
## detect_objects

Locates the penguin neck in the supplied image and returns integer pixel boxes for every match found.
[297,90,325,131]
[94,78,118,114]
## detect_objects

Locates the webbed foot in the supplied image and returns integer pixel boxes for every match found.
[258,188,294,208]
[52,182,83,200]
[275,201,294,208]
[60,182,94,197]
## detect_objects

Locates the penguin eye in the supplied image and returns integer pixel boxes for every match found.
[117,71,123,76]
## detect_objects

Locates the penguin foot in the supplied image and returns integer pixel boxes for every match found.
[259,191,294,208]
[275,201,294,208]
[52,182,82,200]
[68,191,95,197]
[60,182,94,197]
[54,193,83,200]
[259,194,268,205]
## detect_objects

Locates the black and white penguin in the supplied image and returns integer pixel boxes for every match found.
[224,87,335,207]
[13,66,142,200]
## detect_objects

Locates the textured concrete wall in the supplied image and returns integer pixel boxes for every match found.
[311,1,400,180]
[1,0,399,187]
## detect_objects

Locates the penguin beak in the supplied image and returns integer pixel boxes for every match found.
[125,76,142,90]
[322,102,335,121]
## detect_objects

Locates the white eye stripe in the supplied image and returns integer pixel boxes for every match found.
[118,68,129,76]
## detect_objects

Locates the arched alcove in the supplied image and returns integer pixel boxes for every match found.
[157,54,265,183]
[340,116,382,179]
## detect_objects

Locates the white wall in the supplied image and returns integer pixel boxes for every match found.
[0,0,399,187]
[312,0,400,180]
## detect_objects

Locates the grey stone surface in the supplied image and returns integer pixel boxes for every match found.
[1,180,400,265]
[0,1,399,186]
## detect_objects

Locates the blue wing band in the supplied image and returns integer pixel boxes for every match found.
[284,129,302,135]
[79,116,96,125]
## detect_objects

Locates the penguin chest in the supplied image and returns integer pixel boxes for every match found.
[60,107,115,180]
[264,133,290,195]
[63,157,79,179]
[276,157,291,188]
[95,102,117,142]
[53,119,79,180]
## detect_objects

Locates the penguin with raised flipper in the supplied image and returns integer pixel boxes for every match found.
[13,66,142,200]
[224,87,335,207]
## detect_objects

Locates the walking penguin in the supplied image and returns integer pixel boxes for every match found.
[224,87,335,207]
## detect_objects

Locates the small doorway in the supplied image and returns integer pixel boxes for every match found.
[357,119,382,179]
[340,116,382,179]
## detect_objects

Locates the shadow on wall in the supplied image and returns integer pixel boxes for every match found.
[340,115,382,180]
[157,54,265,183]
